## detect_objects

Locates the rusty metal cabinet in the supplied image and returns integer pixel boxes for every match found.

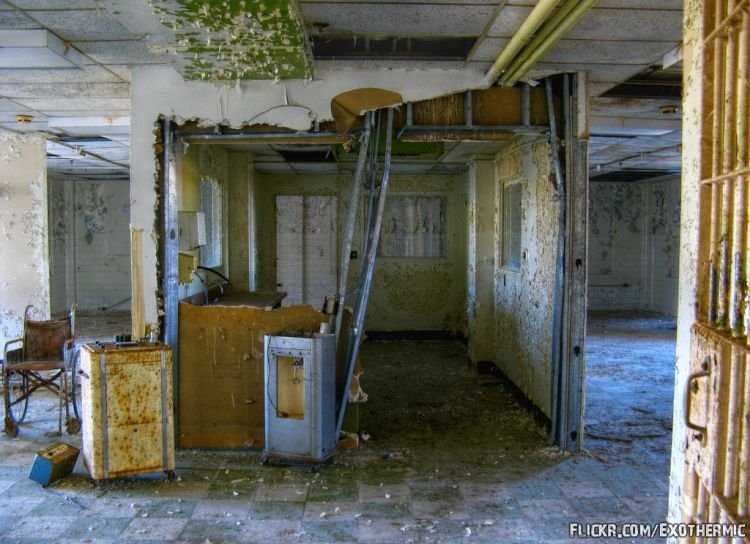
[79,342,175,480]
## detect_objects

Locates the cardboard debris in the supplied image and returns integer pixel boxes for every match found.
[331,88,403,133]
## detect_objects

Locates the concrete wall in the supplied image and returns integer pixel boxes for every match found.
[588,175,680,315]
[467,160,496,361]
[73,180,132,310]
[48,177,132,312]
[493,138,558,416]
[253,170,467,331]
[130,65,488,327]
[48,177,71,315]
[668,0,702,528]
[0,131,50,347]
[228,151,252,292]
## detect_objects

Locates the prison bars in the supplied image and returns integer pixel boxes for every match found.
[700,0,750,341]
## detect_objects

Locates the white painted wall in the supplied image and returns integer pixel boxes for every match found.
[667,0,701,529]
[0,131,50,347]
[130,65,488,326]
[48,177,71,315]
[493,137,558,416]
[588,175,680,315]
[73,180,132,310]
[175,142,230,300]
[467,159,496,362]
[48,177,132,312]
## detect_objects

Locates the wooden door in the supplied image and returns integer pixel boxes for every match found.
[681,0,750,539]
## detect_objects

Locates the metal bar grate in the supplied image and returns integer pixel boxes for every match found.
[700,0,750,338]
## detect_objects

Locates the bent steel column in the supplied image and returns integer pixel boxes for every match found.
[336,108,394,439]
[334,112,372,339]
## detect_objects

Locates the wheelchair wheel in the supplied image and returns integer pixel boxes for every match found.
[6,371,28,424]
[71,350,82,421]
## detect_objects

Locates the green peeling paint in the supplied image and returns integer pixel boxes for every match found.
[337,139,444,159]
[150,0,312,80]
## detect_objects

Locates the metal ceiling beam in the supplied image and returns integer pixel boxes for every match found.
[399,125,547,141]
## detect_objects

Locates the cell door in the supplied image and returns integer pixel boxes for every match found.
[276,195,337,307]
[681,0,750,538]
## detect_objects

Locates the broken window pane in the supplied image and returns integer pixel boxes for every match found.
[378,196,446,257]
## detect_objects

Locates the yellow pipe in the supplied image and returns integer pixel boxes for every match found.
[500,0,598,87]
[484,0,561,84]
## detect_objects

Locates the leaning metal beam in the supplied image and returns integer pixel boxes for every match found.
[398,125,547,140]
[334,113,372,339]
[336,108,394,440]
[179,132,346,144]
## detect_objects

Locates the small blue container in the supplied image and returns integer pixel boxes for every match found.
[29,442,80,487]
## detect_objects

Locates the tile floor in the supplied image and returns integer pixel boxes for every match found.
[0,311,675,543]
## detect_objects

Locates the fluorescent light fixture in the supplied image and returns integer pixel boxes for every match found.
[662,43,683,69]
[48,116,130,136]
[0,29,86,69]
[590,116,681,137]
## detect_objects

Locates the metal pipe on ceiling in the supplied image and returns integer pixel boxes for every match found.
[499,0,598,87]
[484,0,560,83]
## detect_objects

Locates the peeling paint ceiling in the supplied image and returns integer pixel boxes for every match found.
[148,0,312,80]
[0,0,683,181]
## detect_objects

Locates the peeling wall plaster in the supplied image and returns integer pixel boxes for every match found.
[131,65,489,327]
[493,138,557,417]
[588,176,680,314]
[668,0,702,525]
[176,141,230,299]
[48,178,70,314]
[467,160,496,362]
[253,170,467,331]
[74,180,132,310]
[0,131,50,347]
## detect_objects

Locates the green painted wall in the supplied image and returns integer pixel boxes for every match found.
[176,142,229,296]
[151,0,311,80]
[253,169,468,332]
[228,152,251,292]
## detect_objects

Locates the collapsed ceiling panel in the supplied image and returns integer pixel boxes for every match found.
[148,0,312,80]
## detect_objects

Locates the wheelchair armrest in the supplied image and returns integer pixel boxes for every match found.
[3,338,22,362]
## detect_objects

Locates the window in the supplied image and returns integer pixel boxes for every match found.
[199,178,222,267]
[378,195,446,257]
[502,182,522,270]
